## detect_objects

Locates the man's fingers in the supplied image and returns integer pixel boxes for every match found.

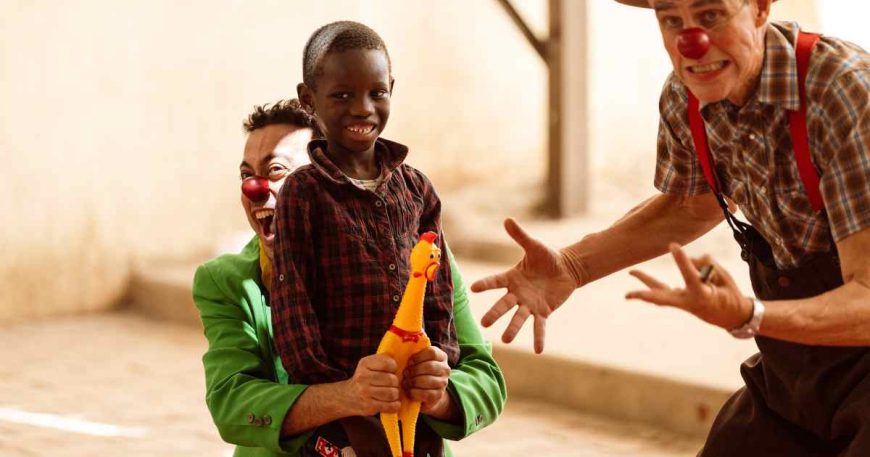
[669,243,703,291]
[504,218,540,253]
[470,272,510,293]
[369,386,400,402]
[404,374,449,390]
[375,399,401,414]
[408,346,445,366]
[626,288,683,308]
[363,354,397,373]
[628,270,668,290]
[480,292,517,327]
[533,315,547,354]
[502,305,531,343]
[367,371,399,387]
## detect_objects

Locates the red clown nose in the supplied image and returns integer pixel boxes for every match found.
[241,176,270,202]
[676,27,710,60]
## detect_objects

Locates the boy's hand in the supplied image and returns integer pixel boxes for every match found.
[345,354,400,416]
[404,346,457,421]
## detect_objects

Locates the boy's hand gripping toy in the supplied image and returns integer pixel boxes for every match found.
[376,232,442,457]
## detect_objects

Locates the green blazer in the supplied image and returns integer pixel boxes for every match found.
[193,236,506,456]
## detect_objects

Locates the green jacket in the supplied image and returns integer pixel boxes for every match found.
[193,236,506,456]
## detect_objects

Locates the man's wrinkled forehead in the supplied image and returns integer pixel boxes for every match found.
[651,0,729,11]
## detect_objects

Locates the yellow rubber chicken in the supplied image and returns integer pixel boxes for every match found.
[376,231,442,457]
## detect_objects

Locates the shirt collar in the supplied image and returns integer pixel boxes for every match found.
[757,21,802,111]
[306,137,410,186]
[698,21,802,113]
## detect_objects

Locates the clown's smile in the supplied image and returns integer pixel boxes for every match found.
[253,208,275,242]
[689,60,729,74]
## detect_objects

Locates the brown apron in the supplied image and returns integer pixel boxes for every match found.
[699,221,870,456]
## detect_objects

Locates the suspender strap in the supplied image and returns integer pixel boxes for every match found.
[687,30,823,213]
[687,92,719,193]
[789,31,824,212]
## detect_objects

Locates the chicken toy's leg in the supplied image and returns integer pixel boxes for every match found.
[380,412,402,457]
[399,399,422,457]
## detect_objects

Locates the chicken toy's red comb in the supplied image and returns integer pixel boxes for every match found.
[420,232,438,243]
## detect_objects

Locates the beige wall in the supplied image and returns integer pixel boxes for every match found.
[2,0,852,322]
[0,0,547,321]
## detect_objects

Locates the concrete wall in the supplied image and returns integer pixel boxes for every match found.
[2,0,852,322]
[0,0,547,321]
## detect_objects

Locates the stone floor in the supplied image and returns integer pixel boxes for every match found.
[0,312,702,456]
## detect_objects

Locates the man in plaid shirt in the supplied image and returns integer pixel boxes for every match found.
[473,0,870,454]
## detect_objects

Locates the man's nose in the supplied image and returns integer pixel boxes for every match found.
[676,27,711,60]
[241,176,270,202]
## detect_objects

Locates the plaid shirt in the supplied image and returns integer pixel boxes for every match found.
[656,22,870,268]
[270,138,458,384]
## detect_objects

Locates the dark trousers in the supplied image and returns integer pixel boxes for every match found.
[700,227,870,456]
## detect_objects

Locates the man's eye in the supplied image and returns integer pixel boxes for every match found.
[240,171,253,180]
[660,16,682,29]
[269,166,288,177]
[699,10,724,28]
[372,90,389,99]
[331,93,350,100]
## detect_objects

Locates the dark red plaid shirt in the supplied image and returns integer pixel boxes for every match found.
[270,138,458,384]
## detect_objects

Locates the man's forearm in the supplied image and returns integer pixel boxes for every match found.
[280,381,352,437]
[762,273,870,346]
[561,193,723,286]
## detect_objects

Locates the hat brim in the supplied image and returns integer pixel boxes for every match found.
[616,0,777,7]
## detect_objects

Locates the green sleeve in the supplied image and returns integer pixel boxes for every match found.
[423,246,508,441]
[193,263,311,454]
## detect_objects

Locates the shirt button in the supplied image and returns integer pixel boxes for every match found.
[263,415,272,426]
[748,133,756,141]
[393,295,400,302]
[278,274,285,282]
[389,264,396,271]
[375,200,383,207]
[246,413,255,424]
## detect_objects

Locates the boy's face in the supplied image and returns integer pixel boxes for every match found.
[300,49,393,154]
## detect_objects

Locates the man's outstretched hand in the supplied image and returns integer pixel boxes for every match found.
[469,218,578,353]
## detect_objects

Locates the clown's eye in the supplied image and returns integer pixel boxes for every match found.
[659,15,682,30]
[698,9,725,28]
[269,164,288,179]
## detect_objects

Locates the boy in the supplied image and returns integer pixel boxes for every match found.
[270,22,498,456]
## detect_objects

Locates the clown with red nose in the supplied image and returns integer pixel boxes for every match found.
[473,1,870,455]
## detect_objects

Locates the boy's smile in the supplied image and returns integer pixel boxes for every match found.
[301,48,393,164]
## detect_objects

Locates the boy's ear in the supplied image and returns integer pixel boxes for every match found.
[389,77,395,95]
[297,83,315,114]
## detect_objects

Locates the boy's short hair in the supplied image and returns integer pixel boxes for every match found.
[243,99,320,137]
[302,21,391,90]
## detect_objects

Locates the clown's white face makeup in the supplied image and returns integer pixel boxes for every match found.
[239,125,312,259]
[651,0,770,105]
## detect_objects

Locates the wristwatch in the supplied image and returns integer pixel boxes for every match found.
[729,297,765,339]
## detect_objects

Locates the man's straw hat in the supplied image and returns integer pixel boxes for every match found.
[615,0,777,7]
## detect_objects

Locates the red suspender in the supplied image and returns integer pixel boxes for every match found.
[687,90,719,193]
[687,31,824,212]
[789,32,823,211]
